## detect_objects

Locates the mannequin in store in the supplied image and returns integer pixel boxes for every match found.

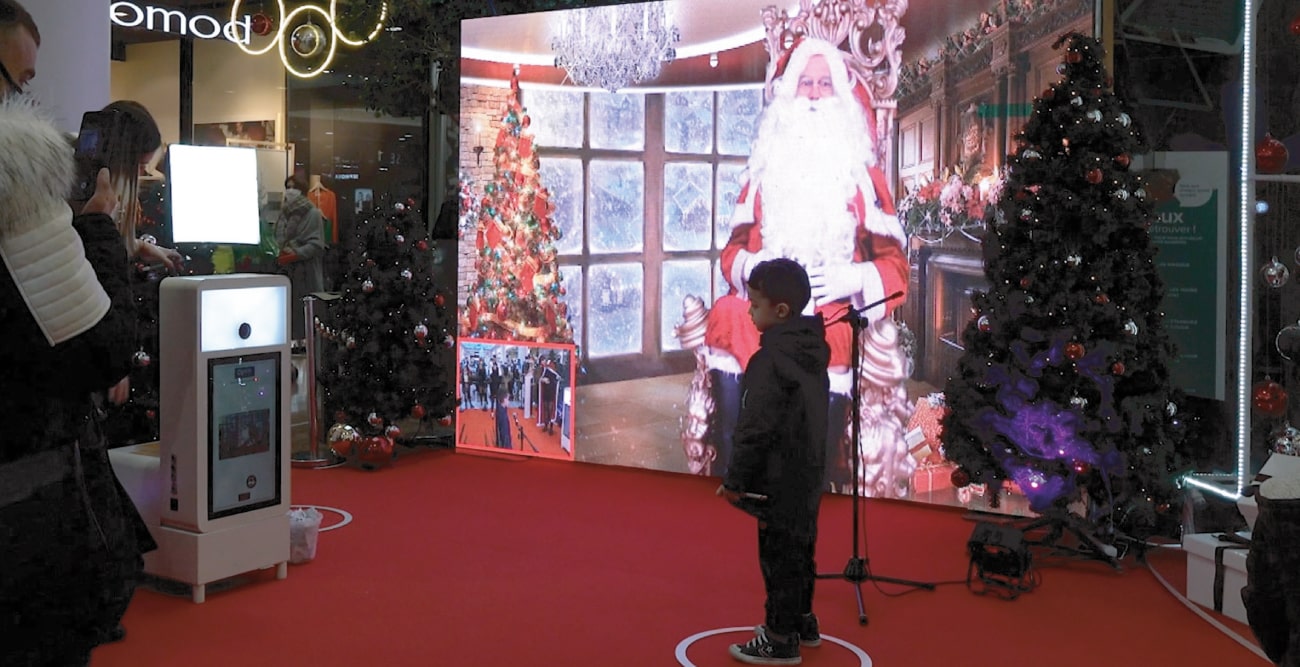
[306,174,338,244]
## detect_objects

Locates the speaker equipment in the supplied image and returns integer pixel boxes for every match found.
[967,521,1036,599]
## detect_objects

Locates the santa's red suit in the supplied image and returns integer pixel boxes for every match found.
[702,39,909,383]
[706,175,908,373]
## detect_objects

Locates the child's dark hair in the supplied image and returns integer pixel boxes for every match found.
[749,258,811,314]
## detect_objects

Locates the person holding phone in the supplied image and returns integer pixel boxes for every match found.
[0,2,157,664]
[83,100,183,273]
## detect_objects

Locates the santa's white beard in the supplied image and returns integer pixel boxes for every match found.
[749,95,873,271]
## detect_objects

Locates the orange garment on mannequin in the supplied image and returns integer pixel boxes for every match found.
[308,186,338,244]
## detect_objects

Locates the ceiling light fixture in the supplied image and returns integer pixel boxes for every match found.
[229,1,387,79]
[551,2,679,92]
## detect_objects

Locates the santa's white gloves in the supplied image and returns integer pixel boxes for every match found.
[734,248,779,287]
[809,263,868,305]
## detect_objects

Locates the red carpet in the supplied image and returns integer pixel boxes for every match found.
[93,450,1265,666]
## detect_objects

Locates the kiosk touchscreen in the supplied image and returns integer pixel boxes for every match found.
[208,352,282,520]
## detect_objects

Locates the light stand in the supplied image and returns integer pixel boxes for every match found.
[817,293,935,625]
[1016,506,1123,569]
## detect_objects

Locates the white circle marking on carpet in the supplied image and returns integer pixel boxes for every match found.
[291,505,353,532]
[674,626,871,666]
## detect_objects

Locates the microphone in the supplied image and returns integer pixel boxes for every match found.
[854,290,905,314]
[829,291,905,325]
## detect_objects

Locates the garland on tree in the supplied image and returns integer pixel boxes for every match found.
[460,73,573,344]
[318,201,457,467]
[940,33,1188,539]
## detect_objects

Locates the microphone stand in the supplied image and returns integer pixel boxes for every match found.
[817,292,935,625]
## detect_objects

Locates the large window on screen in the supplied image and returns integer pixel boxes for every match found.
[457,0,1100,515]
[169,144,262,245]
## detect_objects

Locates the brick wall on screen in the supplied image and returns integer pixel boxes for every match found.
[457,84,513,302]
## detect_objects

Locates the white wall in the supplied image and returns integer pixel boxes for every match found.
[25,0,111,133]
[192,37,286,139]
[110,41,181,144]
[110,34,285,146]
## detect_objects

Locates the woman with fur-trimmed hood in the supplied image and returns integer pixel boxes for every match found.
[0,93,156,664]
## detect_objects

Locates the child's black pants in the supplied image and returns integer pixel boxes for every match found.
[758,512,818,637]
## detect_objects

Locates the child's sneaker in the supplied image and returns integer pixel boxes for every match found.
[729,626,801,665]
[799,613,821,647]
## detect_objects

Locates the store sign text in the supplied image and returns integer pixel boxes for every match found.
[110,2,252,45]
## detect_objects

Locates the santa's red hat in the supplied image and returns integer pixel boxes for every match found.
[769,36,879,142]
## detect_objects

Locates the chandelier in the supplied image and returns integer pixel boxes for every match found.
[551,2,680,92]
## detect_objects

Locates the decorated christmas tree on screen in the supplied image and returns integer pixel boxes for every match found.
[460,73,572,344]
[317,202,457,467]
[940,33,1188,539]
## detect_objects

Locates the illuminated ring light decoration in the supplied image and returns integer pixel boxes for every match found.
[230,1,388,79]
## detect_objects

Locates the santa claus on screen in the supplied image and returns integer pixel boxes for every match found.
[703,37,910,489]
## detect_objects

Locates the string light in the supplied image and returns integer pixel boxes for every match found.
[229,0,388,79]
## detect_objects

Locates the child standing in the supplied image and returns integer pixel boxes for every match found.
[717,258,830,665]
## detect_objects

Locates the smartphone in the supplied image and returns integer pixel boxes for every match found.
[70,110,117,201]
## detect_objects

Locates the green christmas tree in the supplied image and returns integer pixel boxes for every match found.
[460,73,572,344]
[940,34,1187,541]
[318,202,457,463]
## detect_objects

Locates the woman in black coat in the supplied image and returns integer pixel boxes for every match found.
[0,95,156,666]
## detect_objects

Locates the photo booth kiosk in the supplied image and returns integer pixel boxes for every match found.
[110,274,292,602]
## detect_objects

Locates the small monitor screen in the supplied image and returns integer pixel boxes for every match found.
[170,144,261,245]
[207,352,281,520]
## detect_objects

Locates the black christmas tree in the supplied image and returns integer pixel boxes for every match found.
[317,202,457,467]
[940,34,1187,544]
[460,72,572,344]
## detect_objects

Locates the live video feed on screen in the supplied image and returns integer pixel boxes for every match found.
[208,354,280,518]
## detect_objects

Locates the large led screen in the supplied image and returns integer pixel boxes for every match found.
[458,0,1099,516]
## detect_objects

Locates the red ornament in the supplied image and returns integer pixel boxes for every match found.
[1094,293,1110,305]
[439,415,453,426]
[385,424,402,439]
[1019,277,1031,289]
[1072,460,1092,474]
[146,409,157,420]
[1112,361,1126,375]
[250,13,274,36]
[1065,51,1082,63]
[1086,168,1104,184]
[434,294,446,307]
[951,467,972,488]
[1065,342,1086,360]
[1291,14,1300,36]
[1114,154,1131,168]
[1253,379,1289,418]
[411,405,426,419]
[357,436,394,465]
[1256,134,1289,174]
[416,240,429,252]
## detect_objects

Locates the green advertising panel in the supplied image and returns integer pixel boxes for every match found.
[1146,152,1228,399]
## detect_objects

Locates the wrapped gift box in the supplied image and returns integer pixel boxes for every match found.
[1184,532,1250,624]
[905,394,948,465]
[912,462,957,494]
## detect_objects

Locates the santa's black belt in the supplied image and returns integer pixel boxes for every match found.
[1212,543,1250,612]
[0,446,73,509]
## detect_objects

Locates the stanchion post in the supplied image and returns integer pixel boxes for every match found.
[292,294,342,468]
